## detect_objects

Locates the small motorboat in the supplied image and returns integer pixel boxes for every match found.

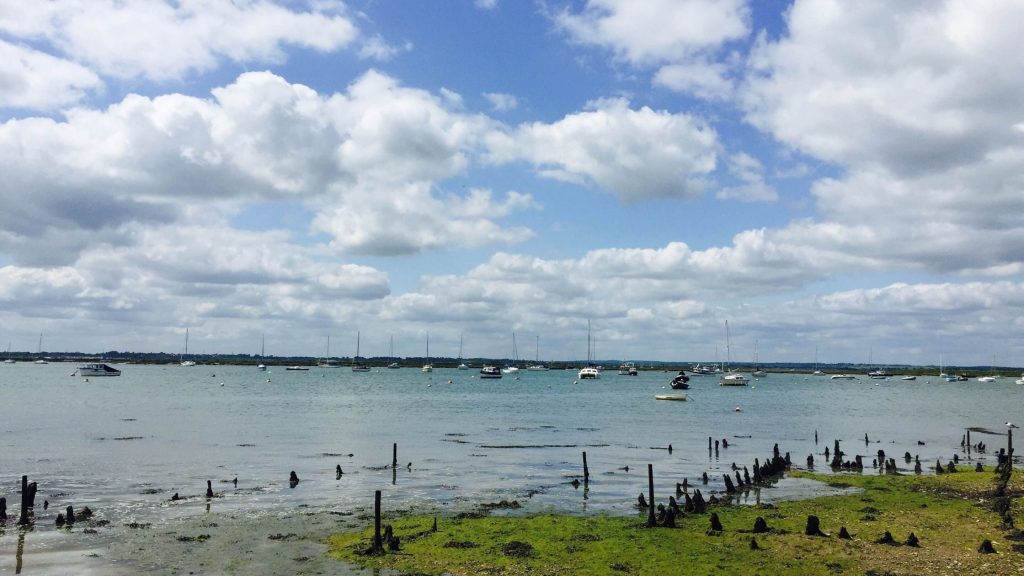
[78,363,121,377]
[670,371,690,390]
[901,375,916,381]
[479,366,502,379]
[655,394,687,401]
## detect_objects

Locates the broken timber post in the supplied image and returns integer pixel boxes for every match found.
[647,464,656,528]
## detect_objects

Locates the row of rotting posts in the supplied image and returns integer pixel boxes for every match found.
[6,431,1018,559]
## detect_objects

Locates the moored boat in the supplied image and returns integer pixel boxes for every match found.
[831,374,856,380]
[655,394,687,401]
[670,371,690,390]
[78,363,121,377]
[479,366,502,379]
[578,366,600,379]
[618,362,638,376]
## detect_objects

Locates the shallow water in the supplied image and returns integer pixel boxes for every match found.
[1,363,1021,573]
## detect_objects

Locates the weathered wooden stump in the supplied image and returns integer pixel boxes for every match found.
[979,539,996,553]
[65,506,75,525]
[752,516,769,533]
[749,536,759,550]
[805,515,827,536]
[876,531,896,545]
[371,490,384,555]
[723,474,736,494]
[0,496,6,521]
[646,464,656,528]
[906,532,920,547]
[838,526,852,540]
[206,480,214,498]
[708,512,723,532]
[289,471,300,487]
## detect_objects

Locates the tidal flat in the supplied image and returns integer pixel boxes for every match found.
[327,467,1024,576]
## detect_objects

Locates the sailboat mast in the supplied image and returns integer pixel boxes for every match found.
[724,321,731,370]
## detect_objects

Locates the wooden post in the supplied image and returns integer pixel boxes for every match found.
[18,475,29,525]
[392,443,398,469]
[372,490,383,554]
[1009,429,1014,462]
[582,451,590,482]
[646,464,656,527]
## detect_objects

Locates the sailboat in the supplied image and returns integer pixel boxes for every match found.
[352,332,371,372]
[257,334,267,371]
[503,332,520,374]
[180,329,196,366]
[812,345,824,375]
[719,321,748,386]
[751,339,767,378]
[527,335,549,371]
[578,321,600,379]
[3,342,14,364]
[457,334,469,370]
[421,333,433,372]
[318,336,341,368]
[387,335,400,369]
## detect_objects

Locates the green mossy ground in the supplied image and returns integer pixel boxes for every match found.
[327,467,1024,575]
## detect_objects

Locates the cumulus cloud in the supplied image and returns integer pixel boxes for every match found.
[483,92,519,112]
[0,40,102,110]
[716,152,778,203]
[0,0,358,83]
[0,70,536,262]
[739,0,1024,275]
[554,0,749,99]
[486,98,718,202]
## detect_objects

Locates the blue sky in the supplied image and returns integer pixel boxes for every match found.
[0,0,1022,367]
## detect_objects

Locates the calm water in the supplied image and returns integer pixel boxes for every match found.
[1,362,1021,572]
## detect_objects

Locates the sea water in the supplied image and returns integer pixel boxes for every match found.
[1,363,1021,572]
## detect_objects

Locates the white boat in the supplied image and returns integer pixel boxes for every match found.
[690,364,714,376]
[655,394,687,401]
[456,334,469,370]
[318,336,342,368]
[180,329,196,366]
[901,375,917,381]
[387,337,401,368]
[811,346,824,375]
[751,339,767,377]
[868,370,890,379]
[831,374,856,380]
[3,342,14,363]
[503,332,520,374]
[977,376,996,383]
[421,333,432,372]
[257,334,267,371]
[34,333,48,364]
[618,362,638,376]
[719,321,748,386]
[480,365,502,379]
[286,365,309,371]
[527,336,549,370]
[351,332,370,372]
[78,363,121,377]
[578,320,600,380]
[1016,373,1024,385]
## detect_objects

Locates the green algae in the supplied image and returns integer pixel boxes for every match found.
[327,467,1024,575]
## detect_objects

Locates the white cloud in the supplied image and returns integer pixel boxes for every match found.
[739,0,1024,276]
[555,0,749,65]
[743,0,1024,176]
[0,0,359,89]
[0,70,536,263]
[716,152,778,203]
[358,35,411,61]
[483,92,519,112]
[653,60,733,100]
[0,40,102,110]
[474,0,498,10]
[486,98,718,202]
[554,0,749,100]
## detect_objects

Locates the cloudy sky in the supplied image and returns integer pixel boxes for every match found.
[1,0,1022,367]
